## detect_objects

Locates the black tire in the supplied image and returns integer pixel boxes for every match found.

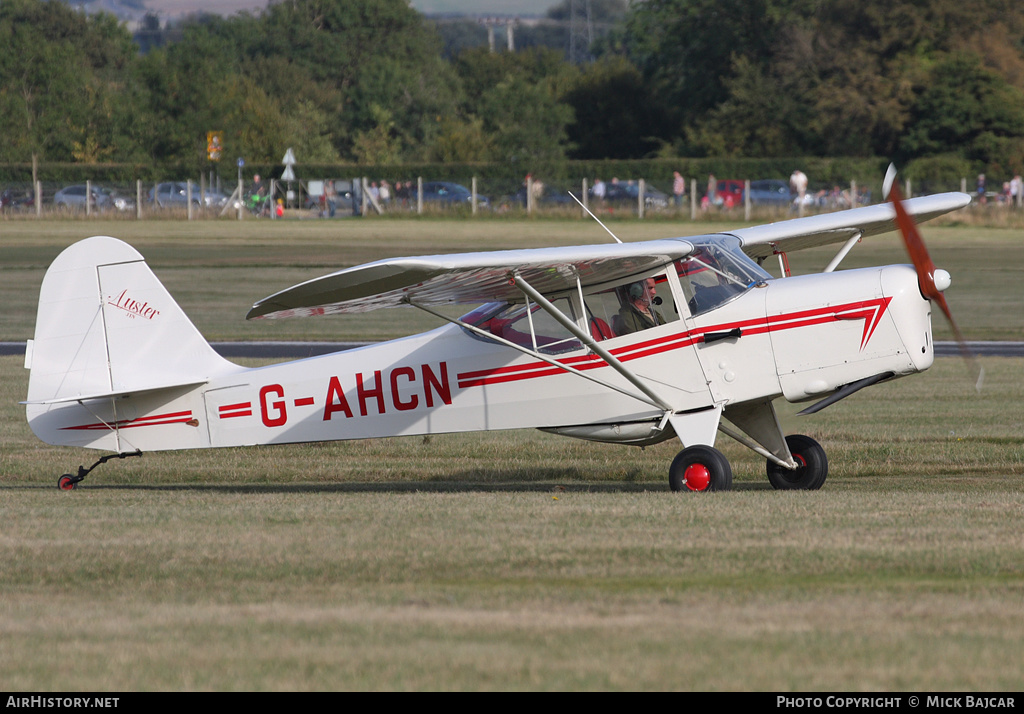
[669,445,733,492]
[58,474,76,491]
[767,434,828,490]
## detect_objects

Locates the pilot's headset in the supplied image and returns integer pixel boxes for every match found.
[629,280,663,305]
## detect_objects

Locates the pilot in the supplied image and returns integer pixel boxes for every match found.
[616,278,666,334]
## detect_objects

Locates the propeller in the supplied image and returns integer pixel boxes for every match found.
[883,164,983,391]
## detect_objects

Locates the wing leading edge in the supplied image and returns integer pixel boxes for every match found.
[247,239,695,319]
[734,192,971,260]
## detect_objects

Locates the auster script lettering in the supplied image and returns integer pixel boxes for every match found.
[108,290,160,320]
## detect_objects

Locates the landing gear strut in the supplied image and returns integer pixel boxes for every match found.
[57,450,143,490]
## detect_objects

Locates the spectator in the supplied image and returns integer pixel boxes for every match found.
[789,169,808,206]
[325,180,337,218]
[702,174,717,211]
[592,177,606,204]
[672,171,685,208]
[976,174,987,204]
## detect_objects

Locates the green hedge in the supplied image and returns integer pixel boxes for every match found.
[0,156,991,196]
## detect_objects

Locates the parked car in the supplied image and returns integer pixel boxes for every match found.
[420,181,490,208]
[510,184,576,208]
[597,180,670,210]
[715,179,745,207]
[745,179,792,206]
[304,179,358,214]
[1,188,34,212]
[54,184,135,212]
[149,181,230,208]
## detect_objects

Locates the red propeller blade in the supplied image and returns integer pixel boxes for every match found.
[884,165,982,389]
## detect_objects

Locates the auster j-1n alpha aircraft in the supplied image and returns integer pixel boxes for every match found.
[26,168,973,491]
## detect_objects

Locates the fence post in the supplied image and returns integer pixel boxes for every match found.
[690,179,697,220]
[86,179,92,217]
[136,180,142,220]
[637,179,645,219]
[905,179,911,200]
[581,178,588,217]
[187,180,193,221]
[472,176,478,215]
[744,179,751,221]
[36,181,42,218]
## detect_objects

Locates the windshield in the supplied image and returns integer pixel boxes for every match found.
[675,235,771,316]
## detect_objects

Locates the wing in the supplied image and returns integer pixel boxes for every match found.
[248,239,695,319]
[734,192,971,260]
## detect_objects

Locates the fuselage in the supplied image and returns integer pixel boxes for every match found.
[27,235,934,454]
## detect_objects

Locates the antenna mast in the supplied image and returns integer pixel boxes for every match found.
[568,0,594,65]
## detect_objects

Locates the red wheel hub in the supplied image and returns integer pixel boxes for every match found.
[683,463,711,491]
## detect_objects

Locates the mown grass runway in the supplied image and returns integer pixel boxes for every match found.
[1,217,1022,690]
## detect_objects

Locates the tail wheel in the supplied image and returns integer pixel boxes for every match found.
[57,474,77,491]
[669,445,733,492]
[767,434,828,490]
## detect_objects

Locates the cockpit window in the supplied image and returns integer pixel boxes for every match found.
[676,236,771,316]
[461,270,684,350]
[584,274,679,340]
[461,298,582,354]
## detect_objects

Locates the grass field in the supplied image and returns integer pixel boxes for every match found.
[1,217,1022,691]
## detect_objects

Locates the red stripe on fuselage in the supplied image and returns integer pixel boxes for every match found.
[456,298,891,389]
[62,410,195,431]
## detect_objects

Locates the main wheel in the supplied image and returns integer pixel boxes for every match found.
[767,434,828,490]
[669,445,733,492]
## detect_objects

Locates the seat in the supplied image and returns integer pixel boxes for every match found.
[590,317,615,341]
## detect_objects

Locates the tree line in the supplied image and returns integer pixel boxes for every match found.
[3,0,1024,182]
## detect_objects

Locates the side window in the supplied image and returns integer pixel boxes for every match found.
[483,298,582,355]
[584,274,679,341]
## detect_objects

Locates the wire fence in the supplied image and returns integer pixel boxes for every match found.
[1,173,1018,221]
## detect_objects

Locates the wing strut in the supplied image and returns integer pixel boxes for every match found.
[823,231,863,273]
[511,273,676,412]
[405,299,666,410]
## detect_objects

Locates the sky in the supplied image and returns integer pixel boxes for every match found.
[410,1,554,13]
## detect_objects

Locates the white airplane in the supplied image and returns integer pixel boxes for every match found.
[25,168,973,492]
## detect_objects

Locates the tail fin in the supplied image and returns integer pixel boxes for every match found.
[25,236,239,450]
